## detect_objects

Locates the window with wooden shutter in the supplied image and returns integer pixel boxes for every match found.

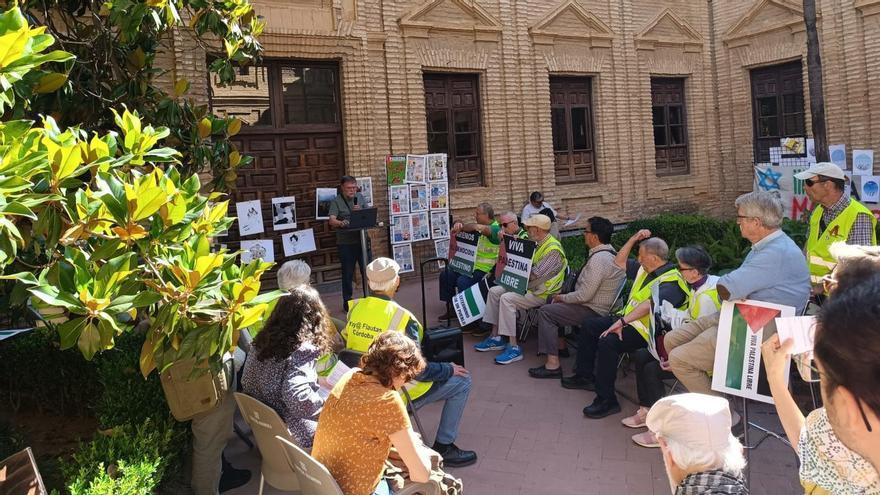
[423,73,484,188]
[549,77,597,184]
[750,61,806,163]
[651,78,690,176]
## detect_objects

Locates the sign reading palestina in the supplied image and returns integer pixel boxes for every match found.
[712,300,795,404]
[496,236,537,295]
[448,231,479,276]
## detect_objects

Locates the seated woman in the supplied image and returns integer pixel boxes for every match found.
[623,245,722,448]
[312,331,432,495]
[762,251,880,494]
[240,286,334,449]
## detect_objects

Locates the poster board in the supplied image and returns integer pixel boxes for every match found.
[496,236,536,295]
[712,300,795,404]
[448,232,479,276]
[386,155,406,185]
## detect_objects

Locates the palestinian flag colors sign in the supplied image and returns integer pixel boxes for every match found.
[712,300,795,404]
[452,280,489,326]
[496,236,536,295]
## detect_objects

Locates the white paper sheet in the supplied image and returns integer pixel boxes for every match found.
[563,213,581,227]
[775,316,817,355]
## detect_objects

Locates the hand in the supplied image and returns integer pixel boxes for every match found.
[452,222,463,233]
[551,294,564,304]
[600,319,624,339]
[632,229,651,241]
[659,359,671,371]
[451,364,469,377]
[761,334,794,387]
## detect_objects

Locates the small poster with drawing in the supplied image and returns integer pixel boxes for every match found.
[409,183,429,212]
[282,228,317,257]
[240,239,274,263]
[389,185,410,215]
[427,153,448,181]
[356,177,374,207]
[430,181,448,210]
[393,243,414,273]
[390,215,412,244]
[411,211,430,242]
[235,200,264,236]
[430,210,450,239]
[386,155,407,185]
[406,154,427,183]
[271,196,296,231]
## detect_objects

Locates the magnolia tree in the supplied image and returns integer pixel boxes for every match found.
[0,3,277,377]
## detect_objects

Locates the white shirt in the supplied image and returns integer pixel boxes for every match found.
[521,201,557,221]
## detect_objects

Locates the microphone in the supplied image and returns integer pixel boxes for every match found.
[354,195,358,207]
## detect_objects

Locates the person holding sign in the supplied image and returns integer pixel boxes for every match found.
[437,203,501,321]
[343,258,478,467]
[474,214,568,365]
[562,231,689,419]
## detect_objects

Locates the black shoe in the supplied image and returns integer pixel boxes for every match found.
[561,375,595,391]
[460,321,479,334]
[471,322,492,338]
[558,348,570,358]
[437,303,457,321]
[432,442,477,468]
[583,398,621,419]
[529,365,563,379]
[219,459,251,493]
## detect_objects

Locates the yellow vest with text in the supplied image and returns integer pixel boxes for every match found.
[623,267,690,342]
[343,297,432,401]
[529,235,568,299]
[806,200,877,283]
[474,221,501,273]
[688,277,721,320]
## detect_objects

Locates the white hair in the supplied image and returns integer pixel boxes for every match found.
[663,434,746,478]
[368,276,399,293]
[735,191,784,229]
[277,260,311,291]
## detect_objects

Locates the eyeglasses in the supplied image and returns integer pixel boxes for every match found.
[736,215,757,221]
[804,177,831,187]
[820,273,838,294]
[502,222,516,227]
[678,266,696,272]
[794,354,873,432]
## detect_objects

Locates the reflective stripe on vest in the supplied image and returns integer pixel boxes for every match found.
[688,281,721,320]
[806,200,877,283]
[625,267,690,342]
[530,235,568,298]
[343,297,432,400]
[474,221,501,273]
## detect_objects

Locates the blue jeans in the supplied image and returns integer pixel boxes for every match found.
[338,242,372,308]
[372,478,392,495]
[438,267,486,303]
[412,374,472,445]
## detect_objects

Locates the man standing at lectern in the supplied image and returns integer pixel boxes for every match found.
[328,175,369,311]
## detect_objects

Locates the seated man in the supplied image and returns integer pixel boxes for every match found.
[474,214,568,365]
[563,230,689,419]
[343,258,477,467]
[666,191,811,399]
[480,211,529,291]
[528,216,625,378]
[647,393,748,494]
[437,202,500,321]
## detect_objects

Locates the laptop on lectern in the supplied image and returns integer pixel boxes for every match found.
[342,207,378,230]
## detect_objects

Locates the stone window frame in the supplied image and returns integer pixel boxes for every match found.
[651,77,690,177]
[749,60,806,163]
[549,75,598,185]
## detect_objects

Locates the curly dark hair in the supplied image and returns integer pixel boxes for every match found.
[360,331,426,388]
[252,287,334,361]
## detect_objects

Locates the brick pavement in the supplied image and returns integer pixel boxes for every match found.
[226,275,800,494]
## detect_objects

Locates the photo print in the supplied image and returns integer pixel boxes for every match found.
[240,239,274,263]
[282,228,317,257]
[235,199,264,236]
[410,211,430,242]
[315,187,337,220]
[409,183,429,212]
[271,196,297,231]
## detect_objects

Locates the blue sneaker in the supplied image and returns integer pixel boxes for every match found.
[474,336,506,352]
[495,345,523,365]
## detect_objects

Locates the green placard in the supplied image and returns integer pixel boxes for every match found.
[449,232,478,276]
[497,236,536,295]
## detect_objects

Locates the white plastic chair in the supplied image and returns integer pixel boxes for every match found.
[233,392,301,495]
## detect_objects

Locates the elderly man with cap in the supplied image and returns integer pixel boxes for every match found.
[647,393,748,494]
[795,162,876,294]
[342,258,477,467]
[474,214,568,365]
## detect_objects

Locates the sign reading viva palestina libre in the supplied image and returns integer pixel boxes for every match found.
[497,236,536,295]
[449,231,479,276]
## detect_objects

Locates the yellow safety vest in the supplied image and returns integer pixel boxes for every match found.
[688,276,722,320]
[529,235,568,299]
[806,200,877,283]
[474,221,501,273]
[623,266,690,342]
[343,297,432,401]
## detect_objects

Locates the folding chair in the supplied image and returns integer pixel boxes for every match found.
[0,447,47,495]
[233,392,301,495]
[276,436,440,495]
[337,349,427,439]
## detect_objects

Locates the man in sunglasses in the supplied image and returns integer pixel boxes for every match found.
[794,162,876,295]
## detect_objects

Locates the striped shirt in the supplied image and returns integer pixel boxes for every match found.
[807,193,875,246]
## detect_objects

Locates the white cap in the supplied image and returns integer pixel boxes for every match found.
[523,213,551,231]
[366,257,400,283]
[794,162,846,181]
[646,393,732,452]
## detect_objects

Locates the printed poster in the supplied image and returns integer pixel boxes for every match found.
[430,181,449,210]
[434,238,450,260]
[315,188,337,220]
[496,236,536,295]
[389,185,410,215]
[356,177,374,207]
[282,228,317,257]
[781,137,806,156]
[271,196,296,231]
[860,176,880,203]
[410,211,430,242]
[829,144,847,169]
[390,214,412,245]
[452,281,488,326]
[448,231,479,277]
[852,149,874,176]
[427,153,448,181]
[240,239,274,263]
[393,243,414,273]
[406,154,427,183]
[235,200,264,236]
[386,155,406,185]
[409,183,429,212]
[430,210,450,239]
[712,300,795,404]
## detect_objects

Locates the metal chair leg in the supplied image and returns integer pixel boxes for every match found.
[402,388,426,440]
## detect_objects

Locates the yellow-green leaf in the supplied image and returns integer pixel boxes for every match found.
[173,79,190,97]
[33,73,68,94]
[227,119,241,137]
[197,118,212,139]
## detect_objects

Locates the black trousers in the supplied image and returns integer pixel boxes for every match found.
[575,315,647,403]
[633,348,674,408]
[338,242,371,307]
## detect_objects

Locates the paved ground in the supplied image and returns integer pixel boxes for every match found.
[226,275,801,494]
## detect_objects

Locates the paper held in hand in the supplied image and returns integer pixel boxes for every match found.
[774,316,817,355]
[318,359,353,400]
